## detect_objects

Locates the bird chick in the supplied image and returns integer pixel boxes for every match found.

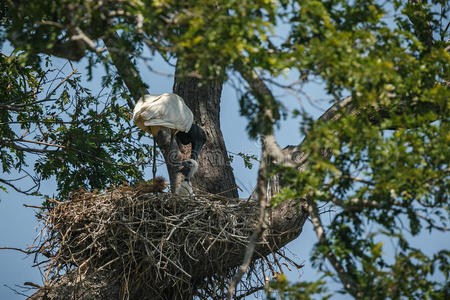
[176,159,198,196]
[151,176,168,193]
[176,181,195,196]
[135,176,167,194]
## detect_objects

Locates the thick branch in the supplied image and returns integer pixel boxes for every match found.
[11,37,87,61]
[229,64,303,294]
[234,66,361,297]
[234,62,287,166]
[7,20,88,61]
[102,32,147,104]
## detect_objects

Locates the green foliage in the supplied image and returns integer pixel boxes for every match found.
[0,51,150,198]
[3,0,280,79]
[238,152,259,169]
[267,273,331,300]
[267,1,449,298]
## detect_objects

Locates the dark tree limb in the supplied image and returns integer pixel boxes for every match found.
[228,63,302,296]
[173,67,239,198]
[227,137,271,298]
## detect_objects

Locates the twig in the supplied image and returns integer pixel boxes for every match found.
[0,247,34,255]
[23,204,45,210]
[307,198,359,297]
[3,284,31,298]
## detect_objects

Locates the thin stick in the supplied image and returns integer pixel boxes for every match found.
[153,137,157,180]
[227,139,270,299]
[307,199,358,297]
[0,247,33,255]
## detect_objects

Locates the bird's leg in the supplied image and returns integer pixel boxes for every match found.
[169,131,175,151]
[179,160,192,177]
[152,137,157,180]
[176,159,198,196]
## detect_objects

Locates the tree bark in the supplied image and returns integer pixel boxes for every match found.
[103,34,239,197]
[173,70,239,198]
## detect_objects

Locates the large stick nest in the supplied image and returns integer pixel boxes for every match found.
[31,183,300,299]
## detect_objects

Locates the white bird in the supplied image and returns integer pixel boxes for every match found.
[133,93,193,137]
[133,93,206,160]
[133,93,206,187]
[176,159,198,196]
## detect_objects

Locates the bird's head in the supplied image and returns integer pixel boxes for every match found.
[179,159,198,180]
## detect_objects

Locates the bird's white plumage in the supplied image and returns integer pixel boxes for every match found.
[133,93,193,134]
[176,181,195,197]
[175,159,198,197]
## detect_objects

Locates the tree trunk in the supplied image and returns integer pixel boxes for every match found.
[173,71,239,198]
[103,34,238,198]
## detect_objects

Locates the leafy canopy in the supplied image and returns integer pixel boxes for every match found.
[0,51,151,198]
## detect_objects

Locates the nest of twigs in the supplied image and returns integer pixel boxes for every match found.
[31,183,301,299]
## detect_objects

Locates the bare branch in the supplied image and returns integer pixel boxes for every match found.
[3,284,32,298]
[229,63,293,297]
[0,175,40,195]
[307,199,359,297]
[0,247,34,255]
[102,32,148,105]
[228,139,271,298]
[71,27,106,54]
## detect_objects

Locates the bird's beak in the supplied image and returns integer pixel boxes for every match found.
[178,161,191,177]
